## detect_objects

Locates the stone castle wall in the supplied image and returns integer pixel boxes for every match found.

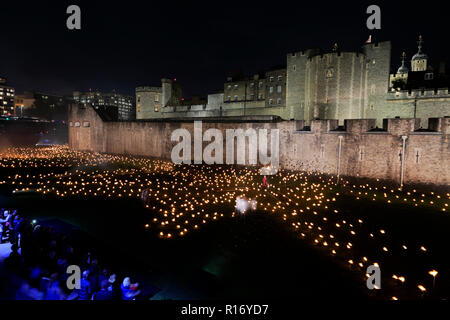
[69,104,450,186]
[136,41,449,128]
[378,89,450,127]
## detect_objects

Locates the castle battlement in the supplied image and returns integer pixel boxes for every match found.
[288,48,323,59]
[428,117,450,134]
[387,88,450,99]
[135,39,448,133]
[362,41,391,49]
[293,117,449,135]
[310,51,365,60]
[68,102,450,186]
[136,86,162,92]
[382,118,421,135]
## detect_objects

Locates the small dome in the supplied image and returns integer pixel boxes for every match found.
[412,52,428,61]
[397,65,409,74]
[412,35,427,61]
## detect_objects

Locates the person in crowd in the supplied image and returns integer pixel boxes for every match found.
[88,258,100,291]
[92,280,113,300]
[77,270,92,300]
[44,273,66,300]
[98,268,109,285]
[108,274,122,300]
[17,281,44,300]
[29,264,44,290]
[7,210,18,244]
[44,250,58,275]
[4,243,24,272]
[120,277,141,300]
[0,210,148,301]
[0,210,11,243]
[13,214,24,246]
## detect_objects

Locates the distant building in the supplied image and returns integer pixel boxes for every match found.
[14,92,36,117]
[136,87,162,120]
[136,79,182,120]
[223,67,286,110]
[136,36,449,127]
[73,90,135,120]
[0,76,15,116]
[14,92,72,121]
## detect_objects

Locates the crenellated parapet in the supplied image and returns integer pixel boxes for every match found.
[428,117,450,135]
[68,103,449,186]
[136,86,162,93]
[290,117,449,135]
[387,88,450,100]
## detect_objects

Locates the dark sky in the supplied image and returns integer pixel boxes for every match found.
[0,0,448,98]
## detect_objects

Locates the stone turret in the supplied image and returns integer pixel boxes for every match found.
[161,78,173,108]
[397,52,409,74]
[161,78,182,107]
[411,35,428,72]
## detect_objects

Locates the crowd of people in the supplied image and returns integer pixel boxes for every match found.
[1,208,143,300]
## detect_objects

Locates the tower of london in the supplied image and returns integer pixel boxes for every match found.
[136,36,449,128]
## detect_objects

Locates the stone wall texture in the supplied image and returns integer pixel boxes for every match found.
[69,104,450,186]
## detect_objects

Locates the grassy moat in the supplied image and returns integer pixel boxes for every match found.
[0,146,449,300]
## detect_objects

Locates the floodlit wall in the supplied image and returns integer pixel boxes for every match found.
[69,104,450,186]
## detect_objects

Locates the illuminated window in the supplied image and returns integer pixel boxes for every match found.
[277,85,282,93]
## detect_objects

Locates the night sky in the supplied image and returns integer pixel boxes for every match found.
[1,0,448,98]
